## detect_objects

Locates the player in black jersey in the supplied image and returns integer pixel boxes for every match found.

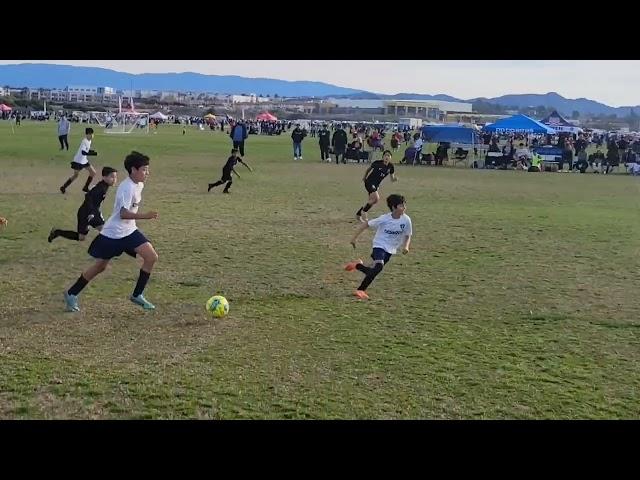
[48,167,118,242]
[356,150,397,222]
[208,148,253,193]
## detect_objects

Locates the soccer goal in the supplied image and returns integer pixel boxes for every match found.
[88,112,150,134]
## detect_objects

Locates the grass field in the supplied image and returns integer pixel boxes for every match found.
[1,121,640,419]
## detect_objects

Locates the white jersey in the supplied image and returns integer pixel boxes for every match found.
[367,212,412,255]
[73,137,92,165]
[100,177,144,239]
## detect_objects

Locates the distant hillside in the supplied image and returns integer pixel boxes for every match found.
[334,91,637,117]
[1,63,637,117]
[468,92,635,117]
[0,63,364,97]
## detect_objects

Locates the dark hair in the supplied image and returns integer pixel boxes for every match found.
[387,194,405,211]
[85,127,94,135]
[231,148,239,154]
[382,150,393,157]
[124,151,150,174]
[102,166,117,177]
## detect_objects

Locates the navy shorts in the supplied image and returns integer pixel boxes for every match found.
[365,181,378,194]
[88,229,149,260]
[371,247,392,264]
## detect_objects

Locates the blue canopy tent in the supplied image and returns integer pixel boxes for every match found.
[482,114,556,135]
[420,124,480,166]
[421,124,479,144]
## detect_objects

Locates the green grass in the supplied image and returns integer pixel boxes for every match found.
[1,121,640,419]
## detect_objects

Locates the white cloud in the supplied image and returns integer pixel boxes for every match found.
[2,60,640,106]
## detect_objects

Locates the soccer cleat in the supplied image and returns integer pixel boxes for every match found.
[59,186,66,194]
[207,183,214,192]
[294,156,298,161]
[299,156,303,160]
[48,228,57,243]
[353,290,370,300]
[130,294,156,310]
[64,291,80,312]
[223,190,230,194]
[344,259,363,272]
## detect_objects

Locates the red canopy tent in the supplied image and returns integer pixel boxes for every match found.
[256,112,277,121]
[0,104,13,112]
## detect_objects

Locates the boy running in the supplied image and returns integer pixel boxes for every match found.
[49,167,118,243]
[345,194,412,300]
[63,151,159,312]
[356,150,397,222]
[207,148,253,193]
[60,127,98,194]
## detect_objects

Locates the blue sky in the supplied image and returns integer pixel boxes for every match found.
[2,60,639,107]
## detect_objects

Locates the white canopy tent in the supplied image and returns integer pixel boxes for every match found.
[149,111,168,120]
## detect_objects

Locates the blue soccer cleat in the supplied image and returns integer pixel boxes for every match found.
[64,291,80,312]
[129,294,156,310]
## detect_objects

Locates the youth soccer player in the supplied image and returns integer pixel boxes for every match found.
[207,148,253,194]
[63,152,159,312]
[49,166,118,243]
[356,150,397,222]
[345,194,412,300]
[60,127,98,194]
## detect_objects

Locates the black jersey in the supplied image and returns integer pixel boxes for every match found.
[366,160,394,186]
[223,155,242,172]
[81,180,109,214]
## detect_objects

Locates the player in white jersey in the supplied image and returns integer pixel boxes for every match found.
[345,194,412,300]
[60,127,99,194]
[64,151,159,312]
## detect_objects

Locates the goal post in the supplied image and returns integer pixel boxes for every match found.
[88,111,150,134]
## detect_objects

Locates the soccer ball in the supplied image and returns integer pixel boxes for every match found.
[206,295,229,318]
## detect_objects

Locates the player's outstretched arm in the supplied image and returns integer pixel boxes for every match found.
[350,222,370,248]
[119,207,158,220]
[391,173,398,182]
[232,168,241,178]
[240,161,253,172]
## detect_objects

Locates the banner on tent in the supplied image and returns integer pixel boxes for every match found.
[494,128,535,134]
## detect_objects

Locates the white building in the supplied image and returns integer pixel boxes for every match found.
[97,86,115,95]
[50,88,67,102]
[66,85,115,102]
[223,94,271,104]
[326,97,473,118]
[326,99,386,109]
[67,85,98,95]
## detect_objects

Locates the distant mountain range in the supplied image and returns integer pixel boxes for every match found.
[0,63,636,117]
[0,63,362,98]
[336,91,638,117]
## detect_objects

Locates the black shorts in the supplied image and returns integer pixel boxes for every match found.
[70,162,91,171]
[221,169,232,182]
[88,229,149,260]
[77,208,104,235]
[371,247,392,264]
[365,181,379,194]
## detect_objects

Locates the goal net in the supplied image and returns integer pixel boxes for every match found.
[88,112,150,134]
